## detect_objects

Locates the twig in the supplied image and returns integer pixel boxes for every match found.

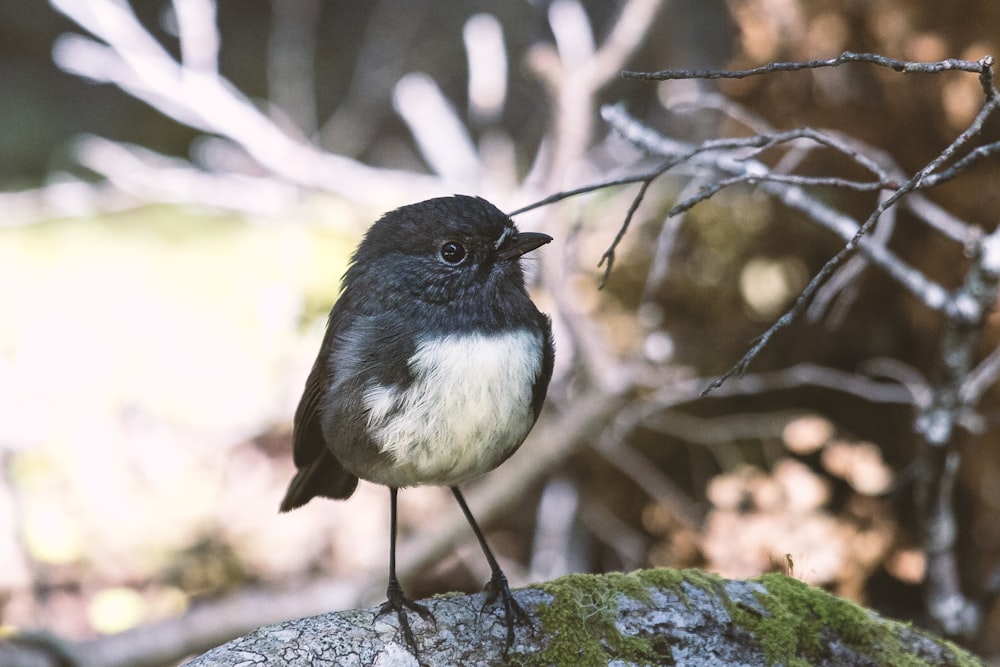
[73,135,301,215]
[917,139,1000,189]
[49,0,444,204]
[597,177,653,288]
[508,170,663,217]
[619,52,1000,639]
[598,103,986,393]
[678,88,977,247]
[704,170,933,392]
[393,72,483,185]
[806,190,896,325]
[638,194,688,308]
[902,194,978,246]
[600,103,951,304]
[623,51,990,81]
[651,362,918,408]
[906,212,1000,639]
[960,344,1000,406]
[527,0,665,189]
[593,429,704,531]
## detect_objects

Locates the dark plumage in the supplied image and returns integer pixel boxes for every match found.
[279,195,554,656]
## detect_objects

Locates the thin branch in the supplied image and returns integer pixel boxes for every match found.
[508,166,668,217]
[902,194,979,246]
[623,51,990,81]
[50,0,445,204]
[701,173,921,393]
[914,93,1000,186]
[666,174,754,217]
[73,135,301,215]
[917,138,1000,188]
[806,190,896,325]
[393,72,483,185]
[601,103,953,314]
[596,102,996,393]
[513,125,892,218]
[592,432,705,531]
[597,177,653,288]
[655,362,919,408]
[673,87,979,247]
[743,128,892,183]
[173,0,220,72]
[751,173,884,192]
[638,194,690,308]
[528,0,664,189]
[960,343,1000,406]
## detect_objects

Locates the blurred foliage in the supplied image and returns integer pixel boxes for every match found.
[0,205,358,637]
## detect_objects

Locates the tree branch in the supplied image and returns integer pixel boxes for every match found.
[176,570,980,667]
[49,0,444,203]
[622,51,991,81]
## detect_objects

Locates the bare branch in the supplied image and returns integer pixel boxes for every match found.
[597,102,994,394]
[960,343,1000,406]
[621,52,1000,640]
[49,0,444,204]
[601,103,953,311]
[638,201,686,308]
[172,0,220,72]
[623,51,991,81]
[597,177,653,288]
[527,0,664,188]
[915,93,1000,186]
[807,190,896,325]
[179,571,979,667]
[902,194,978,245]
[917,138,1000,189]
[507,168,666,217]
[73,135,301,215]
[393,73,483,185]
[650,363,920,409]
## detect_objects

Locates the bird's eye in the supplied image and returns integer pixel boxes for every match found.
[439,241,467,264]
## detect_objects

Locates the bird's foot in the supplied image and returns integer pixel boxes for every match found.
[483,570,532,654]
[378,578,435,657]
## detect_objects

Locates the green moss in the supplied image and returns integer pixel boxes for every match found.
[508,570,675,667]
[730,573,983,667]
[508,569,982,667]
[636,567,731,606]
[631,567,688,597]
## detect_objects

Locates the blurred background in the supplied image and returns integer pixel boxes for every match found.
[2,0,1000,664]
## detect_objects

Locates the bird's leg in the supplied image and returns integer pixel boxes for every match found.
[378,487,434,654]
[450,486,531,653]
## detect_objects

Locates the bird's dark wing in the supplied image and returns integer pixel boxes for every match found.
[280,306,419,511]
[280,304,359,511]
[291,347,331,468]
[531,313,555,420]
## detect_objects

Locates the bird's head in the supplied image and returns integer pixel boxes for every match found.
[345,196,551,318]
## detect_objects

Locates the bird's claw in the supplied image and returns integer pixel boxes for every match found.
[378,578,435,656]
[483,571,532,654]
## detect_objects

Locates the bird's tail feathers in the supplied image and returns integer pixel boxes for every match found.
[279,449,358,512]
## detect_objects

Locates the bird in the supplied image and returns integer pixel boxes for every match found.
[279,195,554,656]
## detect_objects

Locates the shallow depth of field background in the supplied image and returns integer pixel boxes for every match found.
[2,0,1000,662]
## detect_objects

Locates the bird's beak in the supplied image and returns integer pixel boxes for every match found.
[496,231,553,260]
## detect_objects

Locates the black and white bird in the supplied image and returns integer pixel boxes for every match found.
[280,195,554,654]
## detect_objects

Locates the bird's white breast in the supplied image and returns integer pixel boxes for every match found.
[362,330,543,487]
